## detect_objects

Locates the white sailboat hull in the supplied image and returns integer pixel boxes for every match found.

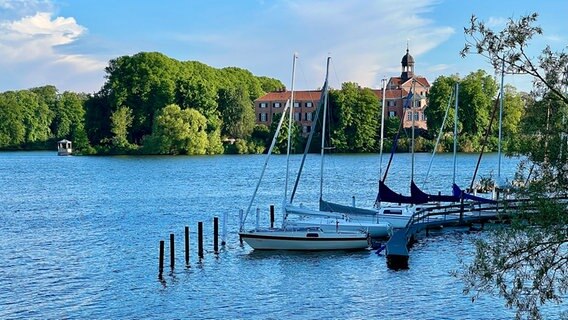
[239,228,369,251]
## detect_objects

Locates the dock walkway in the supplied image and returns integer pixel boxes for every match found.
[385,200,517,269]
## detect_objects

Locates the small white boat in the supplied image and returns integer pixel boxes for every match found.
[284,205,392,238]
[57,139,72,156]
[239,227,369,251]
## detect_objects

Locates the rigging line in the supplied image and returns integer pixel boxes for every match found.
[423,87,456,186]
[469,91,501,191]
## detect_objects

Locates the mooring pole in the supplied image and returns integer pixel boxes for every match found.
[169,233,175,269]
[214,216,219,254]
[185,226,190,266]
[158,240,164,279]
[270,205,275,228]
[198,221,204,259]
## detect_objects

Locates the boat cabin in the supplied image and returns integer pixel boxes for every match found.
[57,139,72,156]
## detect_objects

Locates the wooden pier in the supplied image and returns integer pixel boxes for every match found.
[385,198,525,269]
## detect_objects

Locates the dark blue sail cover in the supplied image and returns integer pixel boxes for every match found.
[410,181,459,203]
[452,183,497,204]
[377,180,422,204]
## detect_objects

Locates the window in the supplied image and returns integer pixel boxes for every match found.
[387,100,396,107]
[414,112,419,121]
[305,112,313,121]
[294,102,300,108]
[306,102,313,108]
[389,111,396,118]
[273,102,281,108]
[407,112,412,121]
[260,113,267,122]
[260,102,267,108]
[294,112,301,121]
[422,113,427,121]
[306,125,311,133]
[302,125,308,133]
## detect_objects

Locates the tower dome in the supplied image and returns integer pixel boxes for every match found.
[401,47,415,80]
[401,49,415,66]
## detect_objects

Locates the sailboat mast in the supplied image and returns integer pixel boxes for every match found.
[284,53,297,206]
[411,79,416,182]
[378,78,387,201]
[497,59,505,183]
[319,56,331,200]
[453,82,459,185]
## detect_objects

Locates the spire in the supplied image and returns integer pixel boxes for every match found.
[401,43,415,81]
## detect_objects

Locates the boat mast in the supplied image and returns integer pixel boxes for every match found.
[377,78,387,206]
[497,59,505,184]
[410,79,416,182]
[284,53,297,207]
[319,56,331,201]
[453,82,459,185]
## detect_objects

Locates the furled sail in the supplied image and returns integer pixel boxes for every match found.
[410,180,459,203]
[452,184,496,204]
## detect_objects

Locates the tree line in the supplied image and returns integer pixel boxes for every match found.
[0,52,526,155]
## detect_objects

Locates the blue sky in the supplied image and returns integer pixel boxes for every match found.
[0,0,566,94]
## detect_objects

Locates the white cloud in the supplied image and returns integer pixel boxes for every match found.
[0,8,106,92]
[172,0,453,91]
[486,16,507,28]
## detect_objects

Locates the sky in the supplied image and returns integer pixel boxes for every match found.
[0,0,566,94]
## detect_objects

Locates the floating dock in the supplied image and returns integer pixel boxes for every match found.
[384,199,526,269]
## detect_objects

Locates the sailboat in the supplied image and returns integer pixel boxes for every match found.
[238,54,370,251]
[280,57,392,238]
[316,80,423,229]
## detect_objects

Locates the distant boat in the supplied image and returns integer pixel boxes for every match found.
[57,139,72,156]
[238,54,370,251]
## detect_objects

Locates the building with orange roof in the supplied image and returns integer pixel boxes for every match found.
[254,48,430,133]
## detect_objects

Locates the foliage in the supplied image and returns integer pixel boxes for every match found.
[218,87,255,139]
[110,106,135,149]
[459,13,568,319]
[144,104,209,155]
[329,83,379,152]
[269,112,302,154]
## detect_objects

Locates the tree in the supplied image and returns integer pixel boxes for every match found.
[459,13,568,319]
[145,104,209,155]
[269,113,302,154]
[218,87,255,139]
[110,106,135,149]
[330,83,379,152]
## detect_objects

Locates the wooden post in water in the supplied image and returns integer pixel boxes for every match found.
[170,233,175,269]
[270,205,275,228]
[214,216,219,254]
[185,226,190,266]
[198,221,204,259]
[158,240,164,279]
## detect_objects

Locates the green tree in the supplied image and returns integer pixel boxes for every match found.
[330,83,379,152]
[55,91,90,151]
[146,104,208,155]
[426,75,460,138]
[110,106,135,149]
[218,87,255,139]
[269,112,301,154]
[459,13,568,319]
[0,91,27,148]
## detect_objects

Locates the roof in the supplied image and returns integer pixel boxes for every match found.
[255,90,322,102]
[389,76,430,88]
[401,49,415,65]
[371,89,410,99]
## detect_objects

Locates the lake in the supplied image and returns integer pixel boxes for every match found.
[0,151,562,319]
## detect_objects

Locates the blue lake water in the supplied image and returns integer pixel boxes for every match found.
[0,151,563,319]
